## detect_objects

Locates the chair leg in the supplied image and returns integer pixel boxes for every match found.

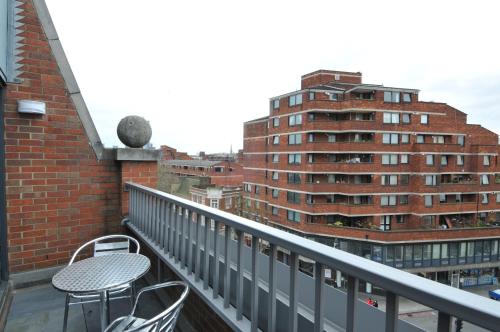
[131,283,136,308]
[63,293,70,332]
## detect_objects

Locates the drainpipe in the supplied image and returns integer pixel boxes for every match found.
[0,86,9,281]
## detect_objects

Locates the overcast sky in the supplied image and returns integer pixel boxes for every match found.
[44,0,500,155]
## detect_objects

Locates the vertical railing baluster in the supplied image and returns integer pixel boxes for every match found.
[168,204,175,257]
[223,225,231,308]
[213,220,220,298]
[346,275,359,332]
[153,197,159,243]
[155,197,161,244]
[175,207,181,263]
[314,262,325,332]
[236,230,244,320]
[268,244,277,332]
[158,200,164,250]
[195,213,202,282]
[437,312,451,332]
[146,195,151,237]
[289,252,298,332]
[251,236,259,332]
[187,210,193,275]
[138,191,143,230]
[180,208,186,269]
[203,217,210,290]
[163,201,170,254]
[385,291,399,332]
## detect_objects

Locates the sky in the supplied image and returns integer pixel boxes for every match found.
[44,0,500,155]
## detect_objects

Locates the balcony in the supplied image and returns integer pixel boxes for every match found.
[126,183,500,330]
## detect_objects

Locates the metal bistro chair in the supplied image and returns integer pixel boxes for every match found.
[63,234,141,332]
[104,281,189,332]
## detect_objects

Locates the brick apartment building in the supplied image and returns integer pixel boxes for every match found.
[243,70,500,284]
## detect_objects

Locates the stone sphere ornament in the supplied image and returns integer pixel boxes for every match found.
[117,115,152,148]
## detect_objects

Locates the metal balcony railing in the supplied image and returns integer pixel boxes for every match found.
[124,182,500,332]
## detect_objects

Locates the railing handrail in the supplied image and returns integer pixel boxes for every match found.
[126,182,500,330]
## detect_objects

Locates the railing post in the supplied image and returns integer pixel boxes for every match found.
[168,204,175,257]
[251,236,259,332]
[163,201,170,254]
[314,262,324,332]
[236,230,244,320]
[180,208,186,269]
[289,252,298,332]
[385,291,399,332]
[175,207,181,263]
[223,225,231,308]
[268,244,277,332]
[346,275,359,332]
[437,312,451,332]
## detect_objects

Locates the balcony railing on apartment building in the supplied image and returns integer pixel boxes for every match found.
[124,182,500,332]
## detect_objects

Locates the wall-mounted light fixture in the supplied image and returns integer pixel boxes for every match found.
[17,100,46,115]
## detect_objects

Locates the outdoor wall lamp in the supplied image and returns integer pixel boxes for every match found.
[17,99,46,115]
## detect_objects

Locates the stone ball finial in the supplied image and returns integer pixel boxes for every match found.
[117,115,152,148]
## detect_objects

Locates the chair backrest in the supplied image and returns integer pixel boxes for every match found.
[69,234,140,265]
[127,281,189,332]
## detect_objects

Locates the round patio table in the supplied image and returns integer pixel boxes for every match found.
[52,253,150,332]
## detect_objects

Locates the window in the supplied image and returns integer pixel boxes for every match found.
[482,193,489,204]
[382,154,398,165]
[289,93,303,106]
[402,113,411,123]
[225,197,232,209]
[425,175,437,186]
[308,154,314,163]
[244,184,252,192]
[289,114,303,126]
[272,117,279,127]
[401,134,409,144]
[288,133,302,145]
[287,173,301,184]
[423,215,434,226]
[424,195,433,207]
[400,154,409,164]
[272,171,278,180]
[272,189,279,198]
[329,93,339,101]
[403,93,412,103]
[287,210,301,222]
[441,155,448,165]
[273,99,280,109]
[382,133,398,144]
[497,193,500,203]
[327,134,336,143]
[273,136,279,145]
[384,91,400,103]
[246,199,251,208]
[432,136,444,144]
[255,185,260,194]
[399,195,409,205]
[211,199,219,209]
[380,216,391,231]
[439,194,446,203]
[381,175,398,186]
[426,155,434,165]
[416,135,424,143]
[287,191,300,204]
[397,215,406,223]
[288,154,301,165]
[383,112,399,124]
[400,174,409,185]
[457,155,464,166]
[457,135,465,146]
[272,206,279,215]
[308,133,314,142]
[481,174,489,185]
[381,195,397,206]
[272,154,279,163]
[309,92,315,100]
[483,155,490,166]
[255,201,260,209]
[421,114,428,124]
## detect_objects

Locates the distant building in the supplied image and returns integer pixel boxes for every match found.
[190,185,241,215]
[243,69,500,285]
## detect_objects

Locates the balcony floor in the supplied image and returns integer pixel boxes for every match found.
[4,275,185,332]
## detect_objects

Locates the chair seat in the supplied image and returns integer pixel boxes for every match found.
[107,316,147,332]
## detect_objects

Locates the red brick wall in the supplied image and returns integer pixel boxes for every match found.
[120,161,158,215]
[2,0,124,273]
